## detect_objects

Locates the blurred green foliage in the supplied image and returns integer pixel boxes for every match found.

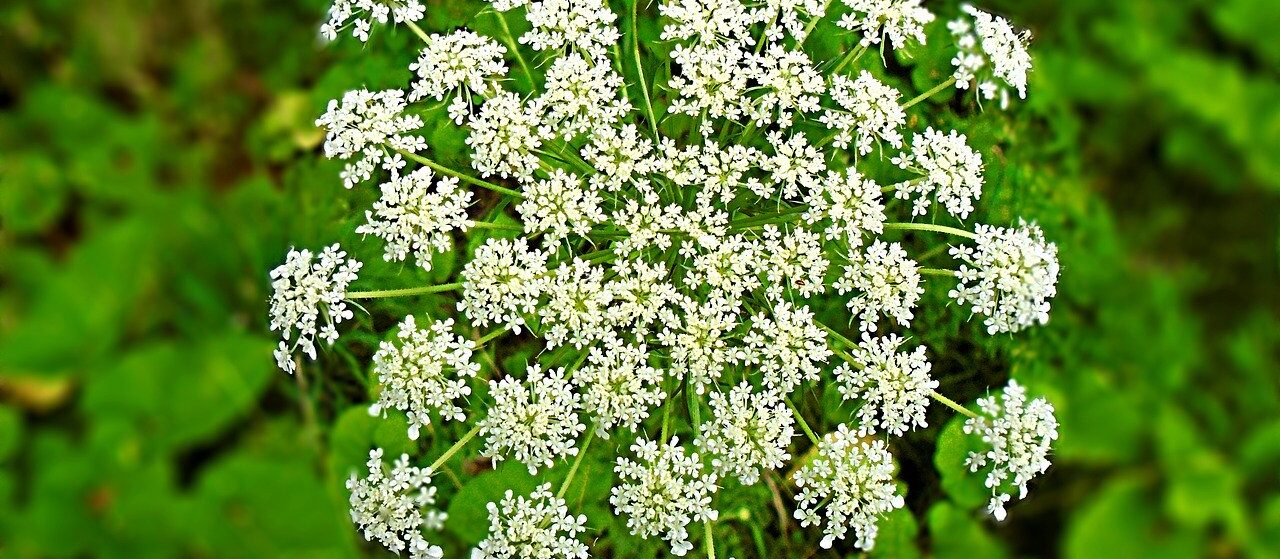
[0,0,1277,557]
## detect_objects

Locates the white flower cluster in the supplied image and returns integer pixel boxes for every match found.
[834,240,924,332]
[370,316,480,440]
[697,382,794,485]
[836,333,936,436]
[611,438,719,556]
[321,0,424,43]
[347,448,446,559]
[297,0,1065,552]
[950,220,1060,334]
[837,0,934,49]
[357,167,473,270]
[949,4,1033,108]
[892,127,985,219]
[793,425,904,550]
[479,365,586,474]
[473,483,589,559]
[269,244,361,374]
[964,380,1059,521]
[316,89,426,189]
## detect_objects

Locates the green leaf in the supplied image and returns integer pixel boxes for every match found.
[445,460,540,544]
[926,502,1007,559]
[933,415,988,510]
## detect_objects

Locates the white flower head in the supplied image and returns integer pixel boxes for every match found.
[803,170,887,248]
[517,169,605,244]
[357,167,473,270]
[963,380,1058,521]
[836,334,936,436]
[949,4,1033,108]
[750,45,824,128]
[949,220,1060,334]
[520,0,621,60]
[742,301,832,393]
[369,316,480,440]
[757,224,829,299]
[821,71,906,155]
[762,131,827,200]
[605,259,680,335]
[321,0,425,43]
[611,438,719,556]
[793,426,904,550]
[657,294,743,395]
[541,52,632,139]
[581,124,655,191]
[891,127,984,219]
[838,0,934,49]
[480,364,586,474]
[410,30,508,122]
[459,237,550,333]
[346,448,445,559]
[833,240,923,332]
[473,483,589,559]
[540,258,615,348]
[269,244,362,373]
[668,44,753,127]
[759,0,829,42]
[316,89,426,189]
[659,0,760,45]
[697,382,794,485]
[574,337,664,435]
[467,91,552,183]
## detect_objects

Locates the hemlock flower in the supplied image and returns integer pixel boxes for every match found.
[574,337,664,435]
[369,315,480,440]
[837,0,934,49]
[751,45,824,128]
[410,30,508,122]
[742,301,832,393]
[467,91,551,183]
[803,169,887,248]
[520,0,621,60]
[540,258,615,348]
[357,167,472,270]
[316,89,426,189]
[836,333,936,436]
[269,244,362,374]
[540,52,632,140]
[949,4,1033,107]
[697,382,794,485]
[459,237,550,333]
[321,0,425,43]
[891,127,984,219]
[658,294,743,395]
[479,364,586,474]
[473,483,589,559]
[659,0,759,45]
[516,169,604,244]
[611,438,719,556]
[793,426,904,550]
[949,220,1060,334]
[963,380,1059,521]
[833,240,924,332]
[580,124,655,191]
[822,71,907,155]
[347,448,445,559]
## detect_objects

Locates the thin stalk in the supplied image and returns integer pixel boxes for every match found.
[919,267,956,277]
[785,396,820,445]
[493,12,536,91]
[831,44,868,74]
[629,0,660,138]
[398,148,523,198]
[930,390,978,419]
[798,0,835,45]
[470,221,525,232]
[557,429,596,499]
[705,520,717,559]
[902,76,958,109]
[474,328,508,348]
[429,424,482,471]
[348,282,463,299]
[883,221,977,239]
[404,20,431,44]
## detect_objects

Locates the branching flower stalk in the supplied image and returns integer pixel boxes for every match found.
[276,0,1063,555]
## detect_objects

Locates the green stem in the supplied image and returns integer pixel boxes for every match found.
[474,328,508,347]
[398,149,523,198]
[930,390,978,419]
[919,267,956,277]
[705,520,717,559]
[785,396,820,445]
[470,221,524,232]
[883,221,977,239]
[902,76,958,109]
[348,282,463,299]
[404,20,431,44]
[493,12,536,91]
[798,0,835,44]
[429,424,482,471]
[629,0,660,138]
[831,44,868,74]
[557,429,596,499]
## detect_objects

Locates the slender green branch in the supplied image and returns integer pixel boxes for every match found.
[919,267,957,277]
[429,424,482,471]
[785,396,820,445]
[705,520,717,559]
[474,328,509,347]
[470,221,525,232]
[557,429,596,499]
[831,44,868,74]
[630,0,660,138]
[404,20,431,44]
[883,221,977,239]
[930,390,979,419]
[493,12,536,91]
[902,76,958,109]
[798,0,836,45]
[348,282,463,299]
[397,148,523,198]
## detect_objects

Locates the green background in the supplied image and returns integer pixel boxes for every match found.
[1,0,1278,556]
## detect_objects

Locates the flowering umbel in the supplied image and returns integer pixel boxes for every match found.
[290,0,1065,554]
